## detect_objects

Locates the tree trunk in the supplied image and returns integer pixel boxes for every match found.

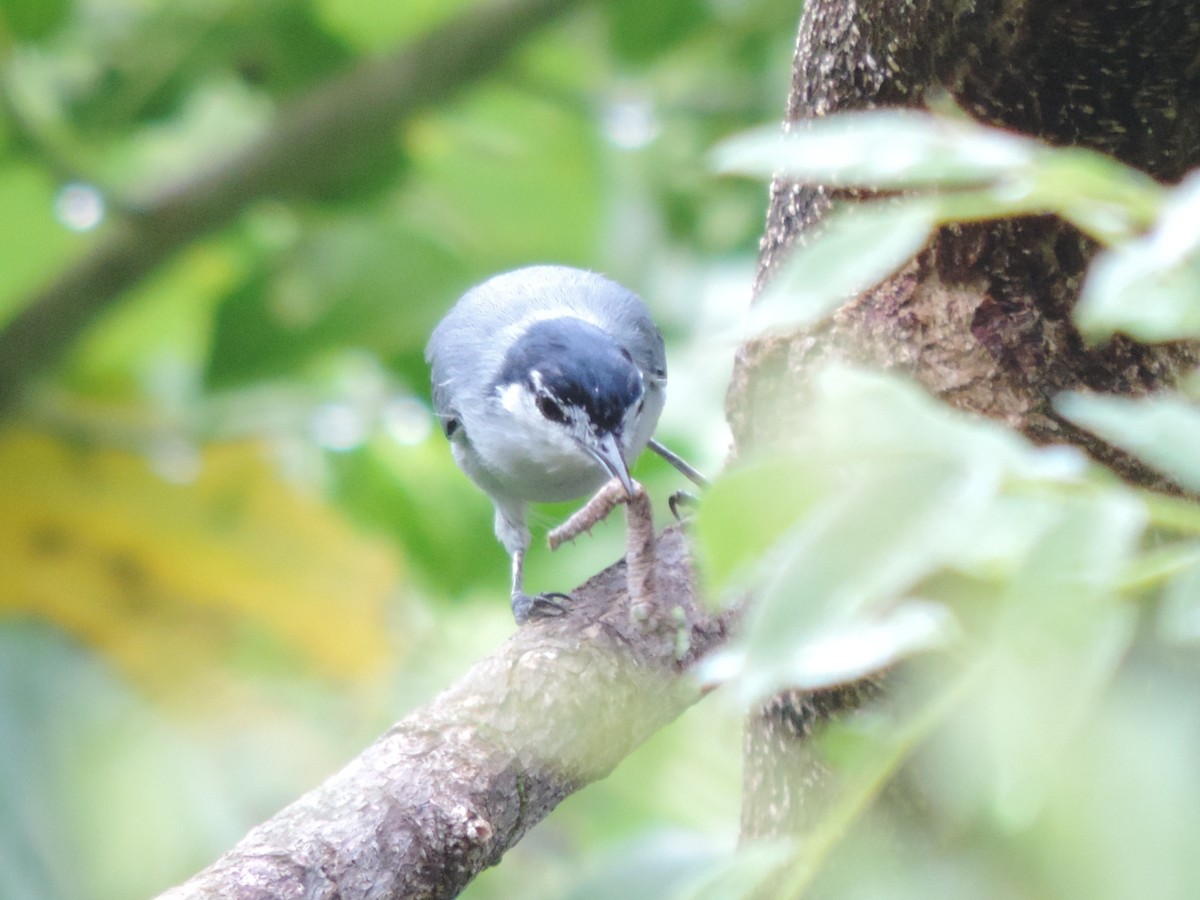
[734,0,1200,840]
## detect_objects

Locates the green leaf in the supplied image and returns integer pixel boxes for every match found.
[68,2,351,132]
[673,839,795,900]
[745,201,935,335]
[406,84,602,267]
[799,365,1052,477]
[1056,391,1200,494]
[0,162,78,326]
[715,111,1163,246]
[694,456,827,595]
[1119,542,1200,595]
[607,0,709,63]
[327,439,499,596]
[1075,172,1200,343]
[707,367,1097,697]
[314,0,475,50]
[0,0,70,41]
[204,217,468,390]
[942,492,1068,582]
[714,111,1038,189]
[696,365,1069,610]
[1157,551,1200,644]
[741,462,972,693]
[1021,147,1163,242]
[977,495,1141,821]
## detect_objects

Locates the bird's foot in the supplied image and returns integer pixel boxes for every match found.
[512,591,572,624]
[668,490,699,523]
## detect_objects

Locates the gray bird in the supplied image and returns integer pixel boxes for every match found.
[426,265,681,624]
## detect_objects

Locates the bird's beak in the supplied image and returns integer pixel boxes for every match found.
[587,432,635,498]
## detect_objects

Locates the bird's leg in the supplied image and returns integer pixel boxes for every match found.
[547,479,630,550]
[623,485,657,622]
[509,548,569,624]
[647,438,708,489]
[548,479,658,622]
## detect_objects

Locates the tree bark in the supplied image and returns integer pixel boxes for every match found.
[157,527,724,900]
[734,0,1200,840]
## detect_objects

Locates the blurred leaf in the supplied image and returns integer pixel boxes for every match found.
[1118,541,1200,596]
[0,622,249,900]
[911,653,1200,900]
[0,0,70,41]
[1015,147,1163,244]
[1031,668,1200,900]
[745,201,934,335]
[705,366,1094,697]
[1056,391,1200,494]
[710,371,987,694]
[1157,551,1200,643]
[69,0,351,132]
[314,0,475,50]
[743,463,971,693]
[205,216,467,390]
[980,494,1142,820]
[715,111,1039,188]
[693,456,826,595]
[217,1,353,97]
[1076,171,1200,343]
[715,110,1163,244]
[607,0,709,63]
[0,161,79,325]
[0,428,398,687]
[550,832,743,900]
[764,669,982,899]
[941,491,1068,582]
[63,240,243,401]
[94,77,274,196]
[672,839,795,900]
[327,437,499,596]
[798,364,1067,479]
[1138,490,1200,537]
[405,84,602,267]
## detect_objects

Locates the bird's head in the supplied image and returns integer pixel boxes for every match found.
[494,317,646,496]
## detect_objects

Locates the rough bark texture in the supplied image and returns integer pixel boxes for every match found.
[158,527,723,900]
[735,0,1200,840]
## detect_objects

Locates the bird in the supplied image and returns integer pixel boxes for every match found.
[426,265,681,624]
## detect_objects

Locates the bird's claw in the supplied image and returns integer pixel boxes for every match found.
[668,490,699,522]
[512,591,572,624]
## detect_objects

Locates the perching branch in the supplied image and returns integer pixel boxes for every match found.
[550,480,659,623]
[156,527,726,900]
[0,0,587,415]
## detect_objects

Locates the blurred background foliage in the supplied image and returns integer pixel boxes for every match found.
[10,0,1200,897]
[0,0,796,896]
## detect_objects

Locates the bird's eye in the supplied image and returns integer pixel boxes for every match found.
[536,394,567,424]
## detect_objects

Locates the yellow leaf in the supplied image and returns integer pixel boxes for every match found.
[0,428,400,688]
